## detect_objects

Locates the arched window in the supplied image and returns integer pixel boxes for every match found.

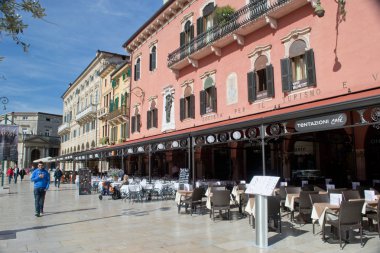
[247,54,274,102]
[149,46,157,71]
[147,100,158,129]
[134,58,141,81]
[200,76,217,115]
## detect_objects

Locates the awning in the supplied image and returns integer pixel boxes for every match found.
[33,156,54,163]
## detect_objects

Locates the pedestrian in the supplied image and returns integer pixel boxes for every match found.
[19,168,26,181]
[30,162,50,217]
[54,167,63,188]
[6,167,14,184]
[14,166,19,183]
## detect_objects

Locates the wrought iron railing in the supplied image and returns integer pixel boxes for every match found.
[167,0,289,67]
[106,106,130,121]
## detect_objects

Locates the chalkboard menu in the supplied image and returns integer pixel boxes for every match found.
[78,169,92,195]
[178,168,189,184]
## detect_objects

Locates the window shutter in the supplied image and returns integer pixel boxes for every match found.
[131,116,136,133]
[247,71,256,102]
[152,50,156,70]
[305,49,316,86]
[180,98,185,121]
[180,32,185,47]
[134,64,137,81]
[190,25,194,39]
[136,114,141,132]
[136,61,140,80]
[200,90,206,115]
[153,108,158,128]
[211,86,217,113]
[280,58,292,92]
[190,94,195,119]
[127,67,131,77]
[266,64,274,97]
[197,17,203,35]
[147,110,151,129]
[149,53,153,71]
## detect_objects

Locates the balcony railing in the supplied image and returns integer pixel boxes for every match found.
[58,122,70,135]
[97,106,109,119]
[168,0,290,68]
[106,106,130,126]
[76,104,97,123]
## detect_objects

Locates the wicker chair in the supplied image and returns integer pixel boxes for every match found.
[309,194,330,234]
[268,195,282,233]
[297,191,318,223]
[178,187,204,215]
[285,186,301,221]
[211,190,231,221]
[342,190,360,201]
[367,199,380,238]
[322,200,365,249]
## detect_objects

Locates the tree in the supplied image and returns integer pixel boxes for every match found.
[0,0,46,59]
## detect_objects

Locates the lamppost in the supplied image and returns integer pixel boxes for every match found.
[1,96,9,187]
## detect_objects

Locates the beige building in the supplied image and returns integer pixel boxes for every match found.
[0,112,61,169]
[58,50,128,172]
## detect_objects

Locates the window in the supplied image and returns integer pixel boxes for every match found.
[110,126,118,143]
[247,55,274,102]
[147,108,158,129]
[121,122,129,139]
[131,110,141,133]
[200,77,217,115]
[180,86,195,121]
[45,129,50,136]
[134,58,141,81]
[281,39,316,92]
[22,116,28,120]
[197,2,215,35]
[149,46,157,71]
[180,21,194,58]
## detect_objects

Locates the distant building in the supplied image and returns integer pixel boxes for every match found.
[0,112,62,169]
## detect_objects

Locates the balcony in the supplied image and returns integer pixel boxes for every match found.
[58,122,70,135]
[106,106,130,126]
[97,106,109,119]
[76,104,97,124]
[168,0,307,71]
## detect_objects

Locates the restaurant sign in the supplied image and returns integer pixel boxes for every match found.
[295,113,347,132]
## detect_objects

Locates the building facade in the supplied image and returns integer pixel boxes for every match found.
[58,50,128,172]
[60,0,380,187]
[0,112,61,169]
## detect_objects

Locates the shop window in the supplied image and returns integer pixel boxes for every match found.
[134,58,141,81]
[247,55,274,102]
[149,46,157,71]
[180,86,195,121]
[281,39,316,92]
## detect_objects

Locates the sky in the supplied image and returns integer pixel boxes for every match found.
[0,0,163,115]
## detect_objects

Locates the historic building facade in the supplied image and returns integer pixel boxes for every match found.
[58,50,128,172]
[0,112,61,169]
[59,0,380,186]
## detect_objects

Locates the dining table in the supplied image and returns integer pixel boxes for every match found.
[175,190,193,205]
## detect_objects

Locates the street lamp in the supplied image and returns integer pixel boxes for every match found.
[0,96,9,110]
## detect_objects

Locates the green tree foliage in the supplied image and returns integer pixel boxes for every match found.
[0,0,46,57]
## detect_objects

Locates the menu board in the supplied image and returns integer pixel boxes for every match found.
[78,169,92,195]
[178,168,189,184]
[245,176,280,196]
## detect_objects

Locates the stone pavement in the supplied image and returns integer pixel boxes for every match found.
[0,178,379,253]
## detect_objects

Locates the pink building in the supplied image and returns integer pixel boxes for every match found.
[110,0,380,187]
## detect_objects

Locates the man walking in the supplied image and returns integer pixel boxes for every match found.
[54,167,63,188]
[19,168,26,181]
[14,166,19,183]
[30,162,50,217]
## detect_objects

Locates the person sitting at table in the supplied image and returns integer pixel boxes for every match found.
[121,175,129,186]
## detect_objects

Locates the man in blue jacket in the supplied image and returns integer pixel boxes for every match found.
[30,162,50,217]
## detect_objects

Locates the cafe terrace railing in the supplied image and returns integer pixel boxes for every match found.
[167,0,289,67]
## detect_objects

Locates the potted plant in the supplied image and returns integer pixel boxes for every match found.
[107,169,122,181]
[214,5,235,26]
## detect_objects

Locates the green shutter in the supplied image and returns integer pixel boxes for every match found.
[180,98,185,121]
[149,53,153,71]
[211,86,217,113]
[153,108,158,128]
[305,49,316,86]
[112,80,116,89]
[147,110,151,129]
[247,71,256,102]
[127,67,131,77]
[109,100,114,112]
[197,17,203,35]
[281,58,292,92]
[115,97,119,109]
[122,73,126,80]
[136,114,141,132]
[200,90,206,115]
[131,116,136,133]
[266,64,274,97]
[180,32,185,47]
[190,94,195,119]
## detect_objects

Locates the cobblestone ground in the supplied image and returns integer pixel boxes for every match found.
[0,177,379,253]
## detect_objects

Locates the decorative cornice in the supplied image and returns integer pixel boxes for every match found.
[180,79,194,88]
[180,12,193,24]
[248,44,272,58]
[148,96,158,102]
[281,27,311,44]
[149,39,158,48]
[200,69,217,79]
